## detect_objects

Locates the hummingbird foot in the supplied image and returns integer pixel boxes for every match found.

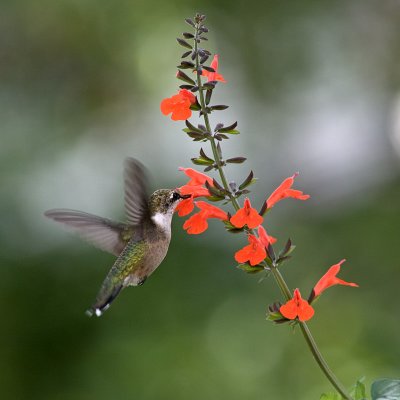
[138,276,147,286]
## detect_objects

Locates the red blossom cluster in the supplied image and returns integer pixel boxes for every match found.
[175,167,310,270]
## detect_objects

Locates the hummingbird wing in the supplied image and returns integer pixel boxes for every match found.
[123,158,150,226]
[44,209,133,256]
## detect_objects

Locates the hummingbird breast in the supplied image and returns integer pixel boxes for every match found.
[122,222,171,286]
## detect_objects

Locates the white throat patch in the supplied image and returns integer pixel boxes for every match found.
[152,212,173,232]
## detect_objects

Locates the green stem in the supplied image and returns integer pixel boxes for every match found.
[270,267,352,400]
[192,18,352,400]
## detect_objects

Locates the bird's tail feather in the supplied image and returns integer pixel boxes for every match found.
[86,284,123,317]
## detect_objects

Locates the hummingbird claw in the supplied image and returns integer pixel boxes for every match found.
[138,277,147,286]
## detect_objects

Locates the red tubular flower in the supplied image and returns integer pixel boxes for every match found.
[257,225,277,248]
[265,173,310,209]
[280,288,315,322]
[183,201,228,234]
[235,235,267,266]
[175,168,214,216]
[178,167,213,188]
[176,197,195,217]
[202,55,226,83]
[183,212,208,234]
[309,259,358,303]
[230,198,263,229]
[160,89,196,121]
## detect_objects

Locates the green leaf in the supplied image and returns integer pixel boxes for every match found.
[181,50,192,58]
[205,181,226,197]
[191,157,213,166]
[371,378,400,400]
[223,220,244,233]
[210,105,229,111]
[190,103,201,111]
[226,157,247,164]
[179,61,195,69]
[217,121,237,133]
[214,133,229,141]
[185,120,202,133]
[199,148,214,162]
[176,70,195,85]
[239,171,255,190]
[203,81,216,90]
[185,18,195,28]
[183,32,194,39]
[206,195,225,202]
[224,129,240,134]
[237,263,264,274]
[202,65,215,73]
[266,310,285,322]
[186,131,206,141]
[350,377,367,400]
[177,38,192,49]
[205,89,212,105]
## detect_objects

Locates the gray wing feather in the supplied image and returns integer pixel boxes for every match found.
[123,158,149,225]
[44,209,132,256]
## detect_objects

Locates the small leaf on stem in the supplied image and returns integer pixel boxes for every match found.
[239,171,254,190]
[226,157,247,164]
[185,18,195,27]
[177,38,193,49]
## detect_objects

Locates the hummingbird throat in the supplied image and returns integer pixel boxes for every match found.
[151,211,174,233]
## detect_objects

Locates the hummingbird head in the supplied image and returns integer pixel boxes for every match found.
[149,189,190,231]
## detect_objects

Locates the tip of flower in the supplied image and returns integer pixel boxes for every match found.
[292,172,300,178]
[339,259,346,265]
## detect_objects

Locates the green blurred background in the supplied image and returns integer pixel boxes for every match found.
[1,1,400,399]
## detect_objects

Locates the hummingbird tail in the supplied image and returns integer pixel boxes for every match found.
[86,284,123,317]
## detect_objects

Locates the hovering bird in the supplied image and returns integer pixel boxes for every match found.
[44,158,189,317]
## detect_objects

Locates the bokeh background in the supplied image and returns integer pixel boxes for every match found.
[1,1,400,399]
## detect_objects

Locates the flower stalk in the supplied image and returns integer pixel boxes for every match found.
[162,13,357,400]
[193,18,353,399]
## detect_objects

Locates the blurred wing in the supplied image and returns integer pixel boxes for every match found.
[44,209,133,256]
[124,158,150,225]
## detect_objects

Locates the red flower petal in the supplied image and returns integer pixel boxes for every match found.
[183,212,208,234]
[202,55,226,83]
[160,90,196,121]
[257,225,277,248]
[175,197,195,217]
[179,184,210,197]
[179,89,196,104]
[279,297,298,320]
[266,173,310,209]
[179,168,213,186]
[280,289,314,322]
[196,201,228,220]
[234,235,266,266]
[230,198,263,229]
[311,259,358,301]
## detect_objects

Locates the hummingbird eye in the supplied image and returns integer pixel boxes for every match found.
[171,192,181,202]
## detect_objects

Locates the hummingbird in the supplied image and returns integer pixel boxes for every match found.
[44,158,190,317]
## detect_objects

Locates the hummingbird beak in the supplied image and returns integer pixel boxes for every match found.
[179,193,191,199]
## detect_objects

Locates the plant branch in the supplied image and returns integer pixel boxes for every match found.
[191,16,352,400]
